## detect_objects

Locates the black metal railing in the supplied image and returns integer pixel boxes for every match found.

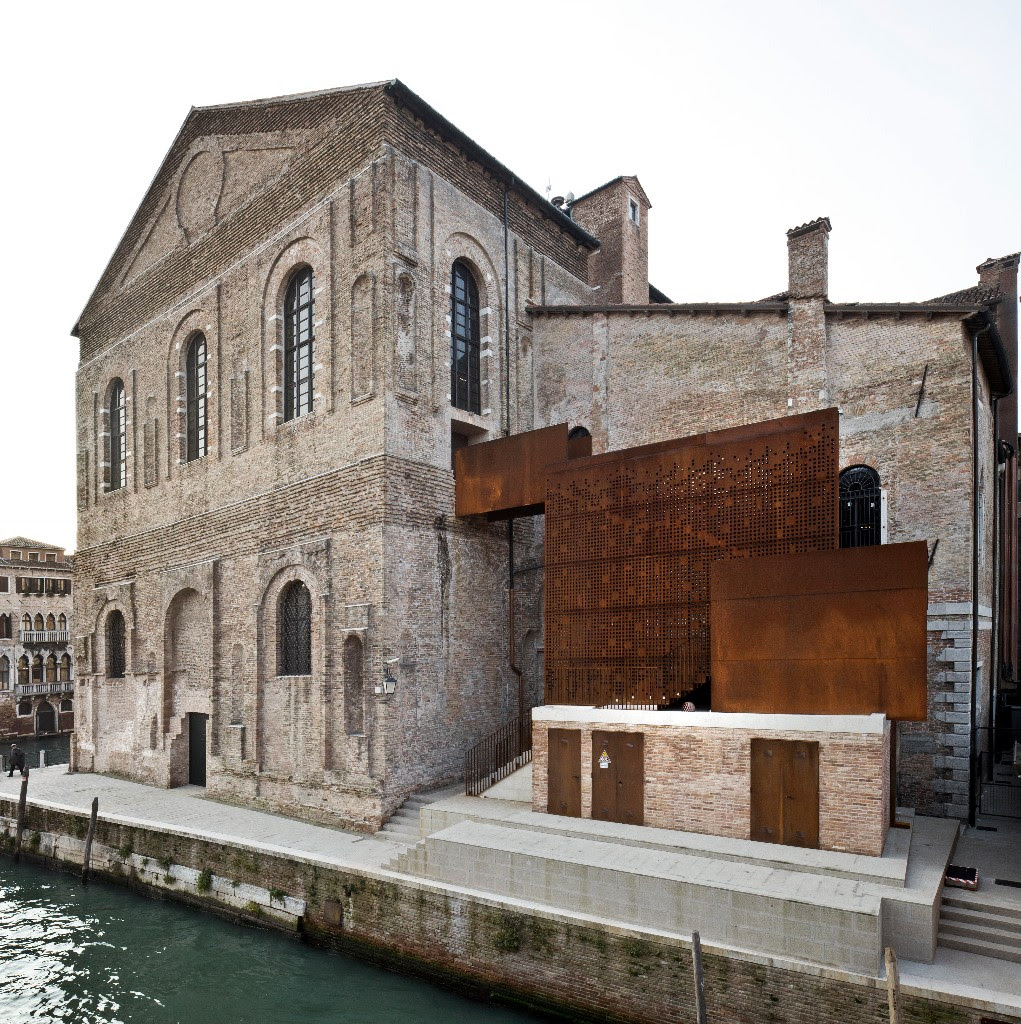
[977,719,1021,819]
[465,712,533,797]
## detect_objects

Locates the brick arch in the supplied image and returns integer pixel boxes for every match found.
[94,597,133,680]
[255,563,327,775]
[260,236,330,434]
[162,587,211,735]
[166,306,216,473]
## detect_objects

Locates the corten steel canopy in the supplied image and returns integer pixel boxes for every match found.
[454,423,592,519]
[544,410,839,707]
[710,542,928,721]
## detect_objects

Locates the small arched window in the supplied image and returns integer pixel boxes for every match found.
[839,465,882,548]
[59,654,72,682]
[278,581,312,676]
[17,656,29,685]
[109,379,127,491]
[186,332,208,461]
[284,268,314,421]
[0,656,9,688]
[106,609,126,678]
[450,261,481,414]
[0,614,10,639]
[58,613,67,631]
[31,655,43,683]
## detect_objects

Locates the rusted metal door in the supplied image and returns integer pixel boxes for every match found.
[547,728,581,817]
[750,738,819,848]
[591,731,645,826]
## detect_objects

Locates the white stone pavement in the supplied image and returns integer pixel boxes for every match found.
[3,765,1021,1017]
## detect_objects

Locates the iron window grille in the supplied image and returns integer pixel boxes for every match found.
[186,333,208,461]
[450,261,481,414]
[839,465,882,548]
[107,610,126,678]
[278,581,312,676]
[284,268,314,421]
[109,380,126,491]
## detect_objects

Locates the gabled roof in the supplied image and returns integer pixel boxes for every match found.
[570,174,652,209]
[0,537,62,551]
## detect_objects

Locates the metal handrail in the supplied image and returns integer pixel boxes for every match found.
[465,711,533,797]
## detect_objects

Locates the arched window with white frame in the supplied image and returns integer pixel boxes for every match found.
[109,378,127,491]
[283,268,314,421]
[186,332,208,461]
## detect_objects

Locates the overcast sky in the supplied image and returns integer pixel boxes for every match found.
[1,0,1017,553]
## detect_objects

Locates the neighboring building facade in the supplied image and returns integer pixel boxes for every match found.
[0,537,75,739]
[71,81,1017,828]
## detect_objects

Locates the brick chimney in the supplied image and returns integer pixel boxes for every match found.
[785,218,832,412]
[787,217,831,299]
[568,176,650,304]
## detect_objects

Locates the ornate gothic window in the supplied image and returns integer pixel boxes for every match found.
[109,379,126,491]
[278,580,312,676]
[58,613,66,631]
[45,654,57,683]
[59,654,71,682]
[186,333,208,461]
[45,613,55,631]
[0,656,8,687]
[450,261,481,414]
[21,614,31,633]
[839,465,882,548]
[31,655,43,683]
[284,268,314,421]
[106,609,126,678]
[0,614,10,639]
[33,614,43,631]
[17,656,29,685]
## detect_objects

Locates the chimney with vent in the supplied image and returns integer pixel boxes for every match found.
[787,217,831,299]
[568,176,651,304]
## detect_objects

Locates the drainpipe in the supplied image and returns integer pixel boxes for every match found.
[990,398,1000,755]
[968,322,991,827]
[503,186,525,724]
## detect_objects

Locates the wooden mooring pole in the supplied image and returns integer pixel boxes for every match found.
[884,946,903,1024]
[13,773,29,863]
[691,930,708,1024]
[81,797,99,884]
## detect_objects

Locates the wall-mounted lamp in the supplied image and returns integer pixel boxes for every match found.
[375,658,399,698]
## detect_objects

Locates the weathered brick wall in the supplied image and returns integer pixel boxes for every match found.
[532,715,889,857]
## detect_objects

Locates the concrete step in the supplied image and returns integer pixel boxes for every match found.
[939,919,1021,948]
[395,818,882,975]
[941,905,1021,935]
[942,892,1021,922]
[939,934,1021,964]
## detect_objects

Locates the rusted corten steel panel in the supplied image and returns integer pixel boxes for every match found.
[710,541,928,721]
[454,423,591,519]
[545,409,839,707]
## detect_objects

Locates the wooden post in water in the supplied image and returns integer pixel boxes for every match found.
[691,930,708,1024]
[82,797,98,884]
[13,773,29,863]
[884,946,903,1024]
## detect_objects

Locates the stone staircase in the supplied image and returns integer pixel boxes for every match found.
[939,891,1021,963]
[376,785,461,844]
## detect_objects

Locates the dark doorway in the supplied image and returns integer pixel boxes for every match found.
[591,731,644,825]
[35,701,56,734]
[750,738,819,847]
[188,713,208,786]
[547,728,581,817]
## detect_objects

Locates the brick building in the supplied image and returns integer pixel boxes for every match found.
[71,81,1017,827]
[0,537,75,740]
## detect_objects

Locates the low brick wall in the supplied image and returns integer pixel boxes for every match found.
[532,708,890,857]
[0,796,1013,1024]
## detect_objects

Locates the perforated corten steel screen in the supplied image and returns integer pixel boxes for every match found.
[544,410,839,707]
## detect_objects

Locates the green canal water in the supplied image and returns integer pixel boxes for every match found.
[0,861,547,1024]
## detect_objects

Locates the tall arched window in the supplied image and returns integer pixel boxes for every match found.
[278,581,312,676]
[186,333,208,461]
[109,379,126,491]
[839,465,882,548]
[22,614,31,634]
[344,634,365,735]
[45,654,57,683]
[59,654,71,682]
[0,656,9,688]
[284,268,314,421]
[58,613,67,631]
[34,614,44,631]
[0,614,10,639]
[31,655,43,683]
[45,613,55,631]
[106,609,126,678]
[450,261,481,414]
[17,656,29,685]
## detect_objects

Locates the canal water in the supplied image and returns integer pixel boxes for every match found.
[4,733,71,771]
[0,860,546,1024]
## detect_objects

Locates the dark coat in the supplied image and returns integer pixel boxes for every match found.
[8,748,25,774]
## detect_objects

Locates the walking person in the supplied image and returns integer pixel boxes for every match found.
[7,743,27,778]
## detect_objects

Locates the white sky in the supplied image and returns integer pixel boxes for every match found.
[1,0,1018,553]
